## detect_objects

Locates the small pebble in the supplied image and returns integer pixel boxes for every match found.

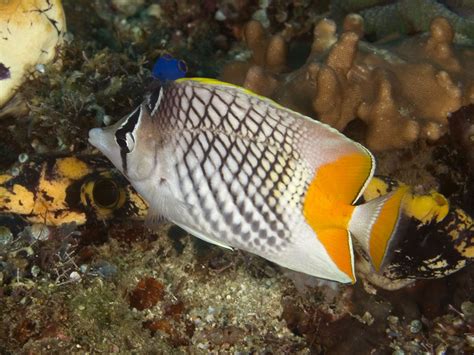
[103,115,113,126]
[215,9,226,21]
[20,223,50,241]
[388,315,399,325]
[31,265,41,278]
[252,9,270,28]
[361,311,374,326]
[409,319,422,333]
[18,153,28,163]
[35,63,46,73]
[70,271,81,282]
[30,224,50,241]
[435,343,447,355]
[0,227,13,246]
[147,4,162,19]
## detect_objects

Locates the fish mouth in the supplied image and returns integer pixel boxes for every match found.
[88,128,104,150]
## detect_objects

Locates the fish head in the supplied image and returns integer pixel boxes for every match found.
[89,101,157,182]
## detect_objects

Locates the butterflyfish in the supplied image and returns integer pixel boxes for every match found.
[88,78,408,283]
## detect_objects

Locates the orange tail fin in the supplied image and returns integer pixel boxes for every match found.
[349,187,408,271]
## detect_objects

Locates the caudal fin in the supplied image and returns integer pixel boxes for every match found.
[349,187,408,271]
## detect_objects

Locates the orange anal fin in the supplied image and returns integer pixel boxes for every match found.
[370,187,408,271]
[317,228,355,283]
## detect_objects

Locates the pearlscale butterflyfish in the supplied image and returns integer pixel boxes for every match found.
[88,78,407,283]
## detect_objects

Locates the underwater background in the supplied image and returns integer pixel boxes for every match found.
[0,0,473,353]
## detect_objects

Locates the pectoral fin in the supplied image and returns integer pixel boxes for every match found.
[145,208,168,229]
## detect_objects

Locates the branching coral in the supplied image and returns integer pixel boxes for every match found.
[221,15,474,150]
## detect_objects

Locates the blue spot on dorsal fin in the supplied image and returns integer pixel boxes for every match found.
[152,54,187,81]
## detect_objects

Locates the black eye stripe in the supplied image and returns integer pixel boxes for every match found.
[147,88,161,111]
[147,86,163,114]
[115,107,141,153]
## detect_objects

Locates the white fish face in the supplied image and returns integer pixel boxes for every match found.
[88,100,159,183]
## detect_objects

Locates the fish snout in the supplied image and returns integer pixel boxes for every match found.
[88,128,105,149]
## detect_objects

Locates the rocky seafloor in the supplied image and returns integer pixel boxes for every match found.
[0,0,474,353]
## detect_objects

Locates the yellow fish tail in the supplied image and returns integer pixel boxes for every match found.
[349,186,409,271]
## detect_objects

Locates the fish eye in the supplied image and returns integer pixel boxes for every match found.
[92,178,121,209]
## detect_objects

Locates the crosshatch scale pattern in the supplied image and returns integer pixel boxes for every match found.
[153,81,312,255]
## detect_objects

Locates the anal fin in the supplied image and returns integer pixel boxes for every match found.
[317,228,355,283]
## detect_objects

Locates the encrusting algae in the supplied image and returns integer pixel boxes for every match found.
[0,0,473,353]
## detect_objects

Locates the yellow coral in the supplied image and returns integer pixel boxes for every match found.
[364,177,449,224]
[403,191,449,224]
[0,0,66,107]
